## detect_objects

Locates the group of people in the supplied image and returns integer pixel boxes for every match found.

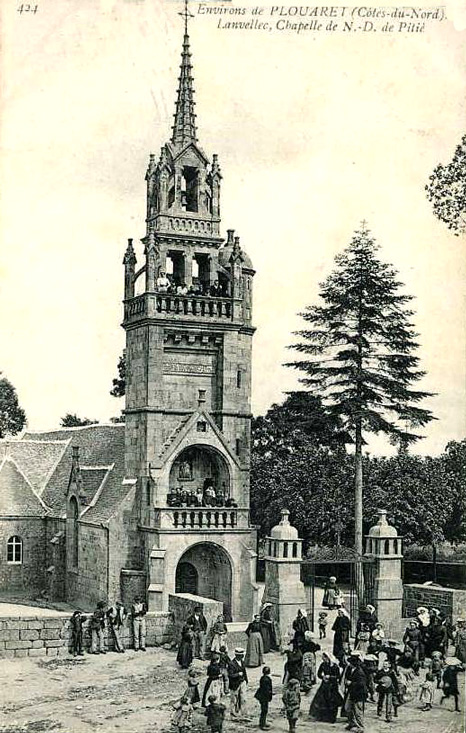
[176,604,277,671]
[173,598,464,733]
[167,480,237,509]
[68,596,147,656]
[156,272,229,298]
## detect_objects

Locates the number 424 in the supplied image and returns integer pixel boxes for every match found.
[18,4,39,12]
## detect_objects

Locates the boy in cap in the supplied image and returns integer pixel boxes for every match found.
[375,659,399,722]
[89,601,107,654]
[254,666,273,730]
[69,610,87,657]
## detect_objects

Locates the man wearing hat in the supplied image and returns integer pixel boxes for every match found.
[345,651,367,732]
[228,648,249,719]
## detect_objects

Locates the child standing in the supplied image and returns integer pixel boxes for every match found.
[372,622,385,652]
[282,678,301,733]
[318,612,328,640]
[431,651,444,689]
[210,615,228,653]
[375,660,399,722]
[419,672,435,711]
[440,658,461,712]
[363,654,378,703]
[205,694,226,733]
[355,623,370,654]
[254,666,273,730]
[69,610,87,656]
[218,645,230,694]
[172,695,193,733]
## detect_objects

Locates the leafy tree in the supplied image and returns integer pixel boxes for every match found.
[60,414,98,427]
[426,134,466,236]
[110,351,126,398]
[439,439,466,543]
[0,374,26,438]
[251,393,353,545]
[253,391,349,458]
[286,224,436,566]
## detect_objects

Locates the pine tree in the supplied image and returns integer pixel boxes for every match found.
[286,223,436,564]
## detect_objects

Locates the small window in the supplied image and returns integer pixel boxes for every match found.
[7,536,22,565]
[283,542,289,558]
[236,370,242,388]
[197,421,207,433]
[235,438,241,456]
[292,542,298,558]
[146,479,151,506]
[384,539,390,555]
[198,389,206,404]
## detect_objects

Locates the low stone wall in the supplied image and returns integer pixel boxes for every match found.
[403,583,466,621]
[168,593,222,646]
[0,611,174,659]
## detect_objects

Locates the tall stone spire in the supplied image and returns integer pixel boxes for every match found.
[171,0,197,147]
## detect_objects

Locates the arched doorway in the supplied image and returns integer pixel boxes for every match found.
[176,562,198,596]
[176,543,233,621]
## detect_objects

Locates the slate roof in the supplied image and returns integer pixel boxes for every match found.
[0,424,129,523]
[0,458,47,517]
[22,424,127,522]
[0,439,68,496]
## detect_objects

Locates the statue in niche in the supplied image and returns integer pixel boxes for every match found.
[178,459,192,481]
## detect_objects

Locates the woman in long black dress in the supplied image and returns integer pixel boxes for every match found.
[292,609,310,650]
[260,603,277,653]
[332,609,351,661]
[309,652,343,723]
[176,623,194,669]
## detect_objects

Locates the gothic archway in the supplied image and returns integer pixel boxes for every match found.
[176,542,233,621]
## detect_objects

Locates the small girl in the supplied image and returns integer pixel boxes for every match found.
[183,668,201,707]
[372,622,385,652]
[282,678,301,732]
[355,623,370,654]
[172,695,193,733]
[419,672,434,711]
[318,612,328,640]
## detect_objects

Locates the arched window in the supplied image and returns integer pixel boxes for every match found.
[283,542,289,558]
[292,542,298,558]
[384,539,390,555]
[7,536,22,564]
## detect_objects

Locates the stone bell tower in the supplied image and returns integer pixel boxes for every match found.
[121,6,257,621]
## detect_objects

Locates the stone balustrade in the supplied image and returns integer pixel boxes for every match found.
[124,293,242,323]
[151,507,250,530]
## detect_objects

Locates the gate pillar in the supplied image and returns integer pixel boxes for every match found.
[364,510,403,634]
[262,509,307,649]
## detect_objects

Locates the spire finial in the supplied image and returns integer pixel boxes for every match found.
[172,0,197,147]
[178,0,193,34]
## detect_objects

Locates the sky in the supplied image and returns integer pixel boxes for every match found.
[0,0,465,456]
